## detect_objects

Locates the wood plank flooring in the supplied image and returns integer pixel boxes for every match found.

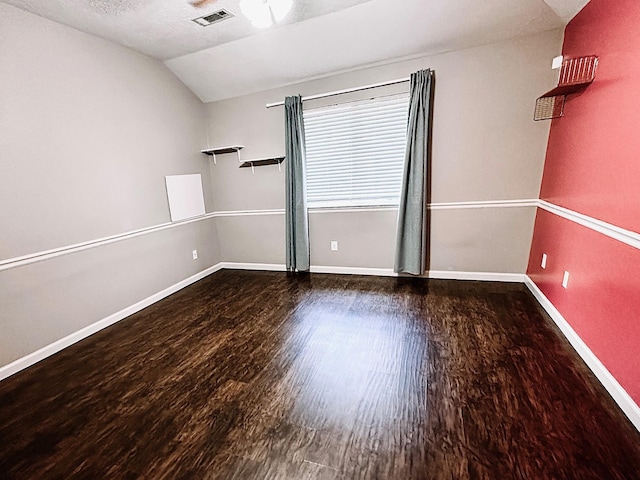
[0,270,639,479]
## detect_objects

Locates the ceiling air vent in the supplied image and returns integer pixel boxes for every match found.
[192,9,234,26]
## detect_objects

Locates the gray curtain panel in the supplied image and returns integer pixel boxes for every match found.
[284,95,310,272]
[394,69,434,275]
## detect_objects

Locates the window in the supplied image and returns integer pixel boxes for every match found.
[303,94,409,208]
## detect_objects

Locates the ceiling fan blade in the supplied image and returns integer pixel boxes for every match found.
[190,0,218,8]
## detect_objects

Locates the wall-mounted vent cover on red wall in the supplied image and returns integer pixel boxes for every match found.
[534,55,599,121]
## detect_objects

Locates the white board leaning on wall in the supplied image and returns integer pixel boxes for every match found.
[165,174,206,222]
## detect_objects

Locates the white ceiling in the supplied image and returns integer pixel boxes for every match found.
[2,0,591,103]
[543,0,590,22]
[1,0,371,59]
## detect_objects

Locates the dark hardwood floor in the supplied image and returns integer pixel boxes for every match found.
[0,270,639,479]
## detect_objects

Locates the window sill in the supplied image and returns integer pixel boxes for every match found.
[308,204,399,214]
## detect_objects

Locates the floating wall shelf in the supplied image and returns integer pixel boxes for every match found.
[239,156,285,174]
[200,146,284,174]
[201,145,244,155]
[534,55,598,121]
[201,145,244,164]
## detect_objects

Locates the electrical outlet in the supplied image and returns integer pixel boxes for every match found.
[562,271,570,289]
[330,241,338,251]
[192,249,198,260]
[541,253,547,269]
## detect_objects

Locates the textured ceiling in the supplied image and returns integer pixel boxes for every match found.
[1,0,588,103]
[166,0,567,102]
[0,0,371,59]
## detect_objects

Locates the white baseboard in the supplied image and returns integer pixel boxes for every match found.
[220,262,525,282]
[428,270,525,282]
[171,263,509,280]
[219,262,287,272]
[0,263,224,382]
[220,263,396,276]
[525,276,640,432]
[311,265,397,276]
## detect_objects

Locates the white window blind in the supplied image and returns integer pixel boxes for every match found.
[303,94,409,208]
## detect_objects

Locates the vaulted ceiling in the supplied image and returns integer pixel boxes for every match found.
[2,0,590,102]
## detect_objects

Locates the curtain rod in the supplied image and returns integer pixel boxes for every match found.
[265,77,410,108]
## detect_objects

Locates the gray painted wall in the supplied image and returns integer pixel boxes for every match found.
[0,4,220,366]
[204,29,563,273]
[0,3,563,370]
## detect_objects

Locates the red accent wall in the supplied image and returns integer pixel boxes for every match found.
[528,0,640,405]
[528,210,640,400]
[539,0,640,231]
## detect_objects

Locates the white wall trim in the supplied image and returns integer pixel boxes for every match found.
[214,209,285,217]
[0,213,218,273]
[0,263,225,382]
[0,199,538,272]
[216,201,637,255]
[430,199,538,210]
[524,276,640,432]
[4,198,635,275]
[308,199,538,213]
[428,270,525,282]
[311,265,398,276]
[214,199,539,217]
[219,262,287,271]
[221,262,524,282]
[210,200,640,256]
[538,200,640,250]
[220,263,396,276]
